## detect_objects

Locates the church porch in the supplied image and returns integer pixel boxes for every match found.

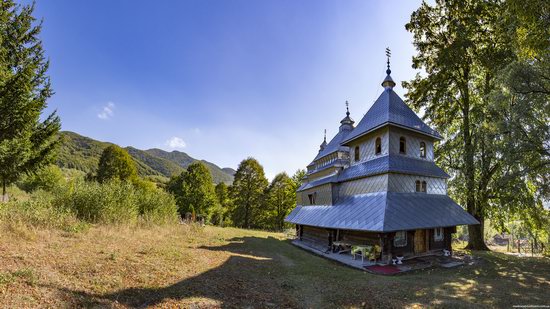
[296,224,454,266]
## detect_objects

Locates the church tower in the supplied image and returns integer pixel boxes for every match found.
[286,50,478,263]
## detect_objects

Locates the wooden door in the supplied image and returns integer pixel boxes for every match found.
[414,229,427,253]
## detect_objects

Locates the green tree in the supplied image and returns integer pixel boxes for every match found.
[265,172,295,231]
[96,145,138,183]
[175,161,218,218]
[0,1,61,199]
[290,169,306,193]
[230,157,268,229]
[19,165,64,192]
[405,0,549,250]
[211,182,231,225]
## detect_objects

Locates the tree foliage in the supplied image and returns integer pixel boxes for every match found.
[18,165,64,192]
[0,1,61,197]
[168,161,218,218]
[405,0,549,249]
[229,157,268,229]
[264,172,295,231]
[211,182,231,225]
[97,145,138,183]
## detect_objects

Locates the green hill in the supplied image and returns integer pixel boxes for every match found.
[56,131,234,184]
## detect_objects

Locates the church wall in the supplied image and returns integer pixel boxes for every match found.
[388,126,434,161]
[337,174,388,198]
[387,173,447,194]
[349,127,389,166]
[306,168,337,181]
[297,183,333,205]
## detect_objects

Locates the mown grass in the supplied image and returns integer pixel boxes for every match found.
[0,223,549,308]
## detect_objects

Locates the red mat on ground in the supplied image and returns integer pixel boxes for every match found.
[364,265,401,275]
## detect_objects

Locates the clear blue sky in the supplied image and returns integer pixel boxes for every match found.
[32,0,423,179]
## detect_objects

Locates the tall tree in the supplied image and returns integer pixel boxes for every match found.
[211,182,231,225]
[265,172,295,231]
[97,145,138,183]
[230,157,268,229]
[404,0,513,250]
[0,1,61,199]
[177,161,218,218]
[405,0,549,250]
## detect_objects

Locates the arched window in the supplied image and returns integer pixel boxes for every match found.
[421,181,427,193]
[420,142,426,158]
[354,146,360,162]
[399,137,406,154]
[375,137,382,155]
[415,180,421,192]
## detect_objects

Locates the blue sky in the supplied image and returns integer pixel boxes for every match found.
[32,0,423,179]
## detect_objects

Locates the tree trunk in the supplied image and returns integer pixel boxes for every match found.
[460,78,489,251]
[1,179,6,203]
[465,214,489,251]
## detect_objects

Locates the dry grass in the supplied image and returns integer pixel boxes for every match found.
[0,224,549,308]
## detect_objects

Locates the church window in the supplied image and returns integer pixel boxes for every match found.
[354,146,360,161]
[415,180,421,192]
[375,137,382,155]
[420,142,426,158]
[399,137,406,154]
[308,193,316,205]
[434,227,444,241]
[394,231,407,247]
[421,181,427,193]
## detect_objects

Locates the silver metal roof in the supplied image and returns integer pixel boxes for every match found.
[297,155,449,192]
[312,129,351,162]
[285,192,479,232]
[342,88,442,144]
[340,155,450,181]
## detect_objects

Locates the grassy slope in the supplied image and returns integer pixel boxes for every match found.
[0,225,548,308]
[56,131,234,184]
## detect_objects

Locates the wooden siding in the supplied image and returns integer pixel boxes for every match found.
[301,225,330,246]
[387,174,447,195]
[349,127,389,166]
[297,183,333,205]
[306,167,338,180]
[390,230,415,257]
[338,230,380,246]
[388,126,435,161]
[337,174,388,197]
[428,228,445,251]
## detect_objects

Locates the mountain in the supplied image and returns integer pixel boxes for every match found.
[56,131,234,184]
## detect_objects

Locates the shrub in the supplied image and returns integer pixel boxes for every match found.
[56,180,139,224]
[54,179,178,225]
[18,165,65,193]
[0,194,84,233]
[134,181,178,225]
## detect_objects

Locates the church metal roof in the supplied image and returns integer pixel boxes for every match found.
[285,192,479,232]
[340,155,450,181]
[342,88,442,144]
[312,129,351,162]
[297,155,449,192]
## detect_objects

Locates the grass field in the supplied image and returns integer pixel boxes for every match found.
[0,224,549,308]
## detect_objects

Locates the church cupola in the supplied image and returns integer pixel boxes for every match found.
[381,47,396,89]
[339,101,355,132]
[319,129,327,152]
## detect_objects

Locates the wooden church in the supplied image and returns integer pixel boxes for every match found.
[285,56,479,264]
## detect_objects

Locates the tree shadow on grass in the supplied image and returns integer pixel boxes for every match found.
[42,235,550,308]
[50,236,299,308]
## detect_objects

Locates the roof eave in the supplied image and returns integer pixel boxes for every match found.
[342,122,442,146]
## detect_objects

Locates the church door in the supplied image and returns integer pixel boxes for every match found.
[414,229,427,253]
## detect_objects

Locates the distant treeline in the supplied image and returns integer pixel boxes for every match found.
[167,156,304,231]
